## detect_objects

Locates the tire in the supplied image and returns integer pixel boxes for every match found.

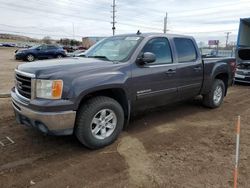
[56,54,63,59]
[75,96,124,149]
[202,79,225,108]
[26,54,35,62]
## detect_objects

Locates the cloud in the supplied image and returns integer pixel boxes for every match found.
[0,0,249,44]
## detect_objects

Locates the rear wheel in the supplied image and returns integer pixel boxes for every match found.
[26,54,35,62]
[75,96,124,149]
[203,79,225,108]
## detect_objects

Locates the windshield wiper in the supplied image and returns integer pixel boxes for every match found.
[88,55,110,61]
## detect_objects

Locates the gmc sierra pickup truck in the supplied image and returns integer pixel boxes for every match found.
[11,33,235,149]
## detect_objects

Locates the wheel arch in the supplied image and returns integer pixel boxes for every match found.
[76,88,130,126]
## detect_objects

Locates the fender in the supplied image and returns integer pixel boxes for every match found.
[201,60,230,94]
[69,71,131,110]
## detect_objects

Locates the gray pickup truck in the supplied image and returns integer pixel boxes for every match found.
[11,33,235,149]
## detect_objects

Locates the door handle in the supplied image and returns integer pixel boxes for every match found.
[194,66,202,71]
[165,69,176,74]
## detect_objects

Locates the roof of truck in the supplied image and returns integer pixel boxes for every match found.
[114,32,193,38]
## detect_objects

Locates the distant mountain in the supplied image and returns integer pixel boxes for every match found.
[0,33,39,42]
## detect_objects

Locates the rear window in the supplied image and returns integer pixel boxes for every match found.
[174,38,197,63]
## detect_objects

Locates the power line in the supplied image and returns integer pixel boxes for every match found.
[0,3,163,32]
[169,7,250,20]
[0,24,72,35]
[0,2,111,23]
[0,29,83,38]
[169,1,248,14]
[17,0,250,26]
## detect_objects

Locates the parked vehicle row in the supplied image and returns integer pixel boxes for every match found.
[11,33,236,149]
[0,43,16,47]
[13,44,88,61]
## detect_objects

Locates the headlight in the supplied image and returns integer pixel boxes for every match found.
[36,79,63,99]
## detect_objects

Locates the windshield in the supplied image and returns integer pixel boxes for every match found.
[29,45,41,49]
[84,36,143,62]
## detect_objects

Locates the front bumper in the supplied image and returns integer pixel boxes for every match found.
[234,72,250,84]
[11,90,76,135]
[15,53,26,60]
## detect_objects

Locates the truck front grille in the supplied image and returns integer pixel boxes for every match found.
[236,70,250,76]
[15,72,32,99]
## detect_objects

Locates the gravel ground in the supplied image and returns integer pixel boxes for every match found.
[0,47,23,94]
[0,47,250,187]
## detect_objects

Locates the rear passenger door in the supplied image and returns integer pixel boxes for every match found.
[36,45,48,59]
[173,38,203,99]
[46,45,57,58]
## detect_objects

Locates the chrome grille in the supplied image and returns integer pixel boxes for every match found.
[15,72,32,99]
[236,69,250,76]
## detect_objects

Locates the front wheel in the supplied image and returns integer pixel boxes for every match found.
[56,54,63,59]
[75,96,124,149]
[202,79,225,108]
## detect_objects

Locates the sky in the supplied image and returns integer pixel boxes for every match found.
[0,0,250,45]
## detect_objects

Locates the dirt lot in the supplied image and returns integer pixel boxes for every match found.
[0,47,24,94]
[0,48,250,187]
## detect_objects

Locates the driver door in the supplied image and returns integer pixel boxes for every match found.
[131,37,179,111]
[36,45,48,59]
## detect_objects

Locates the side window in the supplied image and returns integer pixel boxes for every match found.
[47,45,56,50]
[40,45,47,50]
[142,37,172,64]
[174,38,197,63]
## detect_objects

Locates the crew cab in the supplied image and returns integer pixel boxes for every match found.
[15,44,66,62]
[11,33,235,149]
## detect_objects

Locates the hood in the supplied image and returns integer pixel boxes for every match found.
[17,57,120,78]
[16,49,28,53]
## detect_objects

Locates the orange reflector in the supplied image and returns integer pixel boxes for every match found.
[52,80,63,99]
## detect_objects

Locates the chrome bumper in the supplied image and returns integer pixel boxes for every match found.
[11,91,76,135]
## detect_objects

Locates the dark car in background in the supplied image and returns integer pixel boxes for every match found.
[15,44,66,62]
[2,43,16,47]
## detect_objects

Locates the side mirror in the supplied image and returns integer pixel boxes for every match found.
[138,52,156,64]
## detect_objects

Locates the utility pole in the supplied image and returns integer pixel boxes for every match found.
[225,32,231,48]
[111,0,116,36]
[163,12,168,34]
[72,22,75,40]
